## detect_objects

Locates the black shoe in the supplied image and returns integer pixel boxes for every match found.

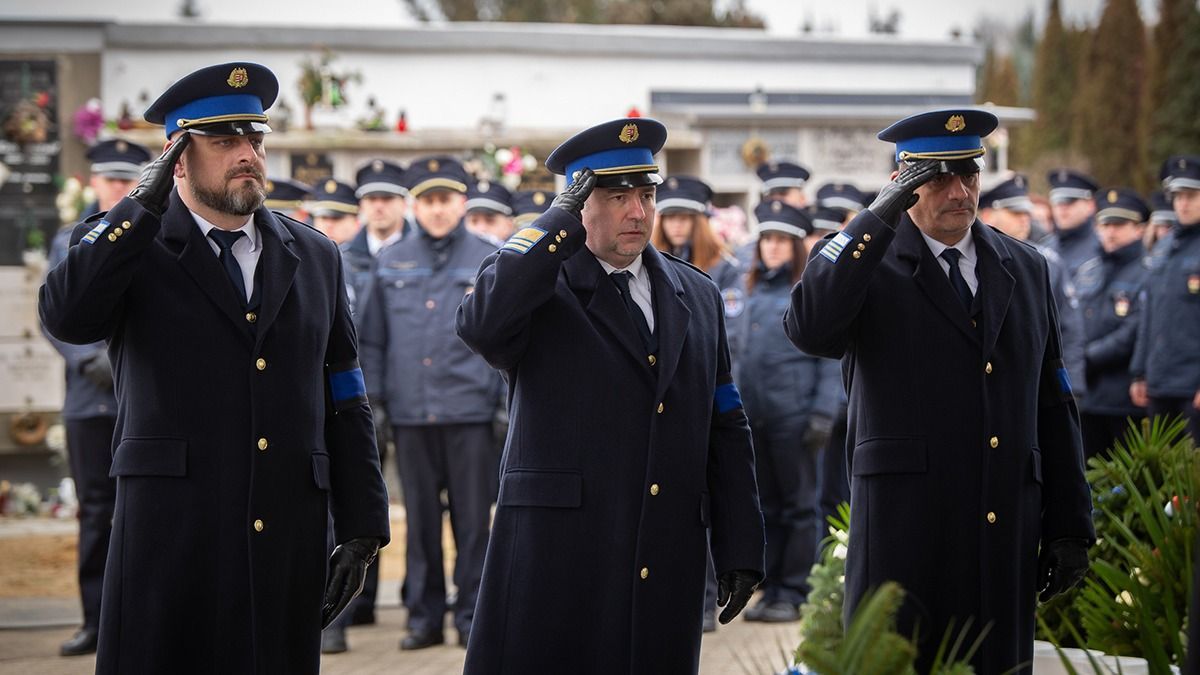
[348,605,376,626]
[321,627,348,654]
[759,601,801,623]
[458,629,470,647]
[60,627,98,657]
[702,611,717,633]
[400,631,445,651]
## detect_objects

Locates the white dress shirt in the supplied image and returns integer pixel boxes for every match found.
[367,230,402,257]
[193,211,261,302]
[919,227,979,295]
[598,254,655,333]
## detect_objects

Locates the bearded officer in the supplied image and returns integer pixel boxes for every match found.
[457,118,764,673]
[38,62,390,675]
[784,109,1093,674]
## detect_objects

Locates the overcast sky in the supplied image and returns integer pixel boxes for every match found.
[0,0,1160,39]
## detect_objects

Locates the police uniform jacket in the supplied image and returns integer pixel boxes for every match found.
[708,254,741,291]
[38,190,391,675]
[340,226,377,326]
[1037,244,1087,398]
[783,211,1093,674]
[1075,240,1148,416]
[43,227,117,420]
[1048,218,1101,278]
[456,208,765,674]
[726,264,823,428]
[359,222,500,424]
[1131,224,1200,398]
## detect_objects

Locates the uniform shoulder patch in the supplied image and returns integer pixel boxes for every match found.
[818,231,853,263]
[81,219,112,245]
[501,226,548,254]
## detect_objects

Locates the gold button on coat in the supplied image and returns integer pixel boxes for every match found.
[852,251,862,259]
[114,227,123,237]
[985,362,993,374]
[122,220,132,228]
[257,438,268,451]
[656,403,664,414]
[255,358,266,371]
[989,436,999,449]
[863,234,872,242]
[559,230,567,238]
[548,244,558,253]
[650,484,660,496]
[647,355,656,366]
[986,512,997,524]
[107,233,117,242]
[856,243,865,251]
[640,567,649,579]
[253,519,264,532]
[245,312,257,323]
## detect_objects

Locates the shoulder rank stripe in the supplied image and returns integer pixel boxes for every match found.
[818,232,852,263]
[501,226,548,254]
[328,360,368,411]
[81,220,112,245]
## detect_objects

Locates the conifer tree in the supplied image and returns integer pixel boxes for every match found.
[1030,0,1075,155]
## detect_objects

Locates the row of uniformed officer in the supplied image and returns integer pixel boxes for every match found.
[38,62,390,675]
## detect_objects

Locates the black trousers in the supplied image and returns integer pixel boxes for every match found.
[393,423,496,635]
[818,403,850,527]
[345,411,393,623]
[1079,412,1136,460]
[65,416,117,629]
[1148,397,1200,443]
[753,420,820,606]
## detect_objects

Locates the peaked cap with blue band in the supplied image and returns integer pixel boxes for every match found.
[1047,168,1099,204]
[980,175,1034,214]
[264,177,312,210]
[657,176,712,215]
[756,161,811,194]
[466,180,514,215]
[86,139,153,179]
[1161,155,1200,194]
[754,199,812,239]
[546,118,667,189]
[406,155,469,198]
[355,159,408,198]
[144,62,278,138]
[878,108,998,163]
[1095,187,1150,224]
[309,178,359,217]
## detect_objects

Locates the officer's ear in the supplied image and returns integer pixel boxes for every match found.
[167,133,189,180]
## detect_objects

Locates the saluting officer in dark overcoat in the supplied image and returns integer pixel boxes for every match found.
[784,109,1094,674]
[38,62,390,675]
[457,118,765,674]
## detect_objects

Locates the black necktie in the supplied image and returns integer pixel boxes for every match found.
[940,248,973,312]
[209,229,248,304]
[610,271,654,353]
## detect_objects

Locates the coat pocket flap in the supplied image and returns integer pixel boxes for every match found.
[110,437,187,477]
[498,469,582,508]
[851,437,927,476]
[312,452,332,490]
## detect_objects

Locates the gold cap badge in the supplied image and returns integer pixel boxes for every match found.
[325,179,337,193]
[115,140,128,152]
[533,192,546,206]
[618,124,639,144]
[478,180,490,192]
[945,115,966,133]
[372,159,384,172]
[1108,190,1118,203]
[227,67,249,89]
[771,200,783,213]
[428,159,440,172]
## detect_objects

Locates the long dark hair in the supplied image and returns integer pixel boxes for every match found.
[746,234,807,293]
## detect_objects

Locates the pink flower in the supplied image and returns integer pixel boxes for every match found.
[73,99,104,145]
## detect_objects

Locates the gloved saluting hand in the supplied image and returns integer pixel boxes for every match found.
[128,132,191,216]
[717,569,761,624]
[550,167,597,220]
[1037,538,1090,602]
[866,158,941,227]
[321,537,380,628]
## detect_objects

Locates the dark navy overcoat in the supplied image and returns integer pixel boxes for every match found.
[784,211,1093,674]
[39,191,390,675]
[456,208,764,674]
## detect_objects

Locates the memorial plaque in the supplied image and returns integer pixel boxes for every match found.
[0,60,60,267]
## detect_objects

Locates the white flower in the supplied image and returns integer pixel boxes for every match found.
[1116,590,1134,605]
[522,154,537,171]
[832,543,847,560]
[494,148,513,165]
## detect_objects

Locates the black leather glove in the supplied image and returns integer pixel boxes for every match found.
[321,537,380,628]
[550,168,597,220]
[128,132,191,216]
[866,159,941,227]
[1037,538,1090,602]
[802,414,832,453]
[79,349,113,389]
[717,569,761,624]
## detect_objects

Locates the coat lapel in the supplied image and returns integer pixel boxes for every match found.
[252,209,299,350]
[892,216,980,344]
[642,248,690,401]
[161,191,255,341]
[972,223,1015,358]
[563,248,656,374]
